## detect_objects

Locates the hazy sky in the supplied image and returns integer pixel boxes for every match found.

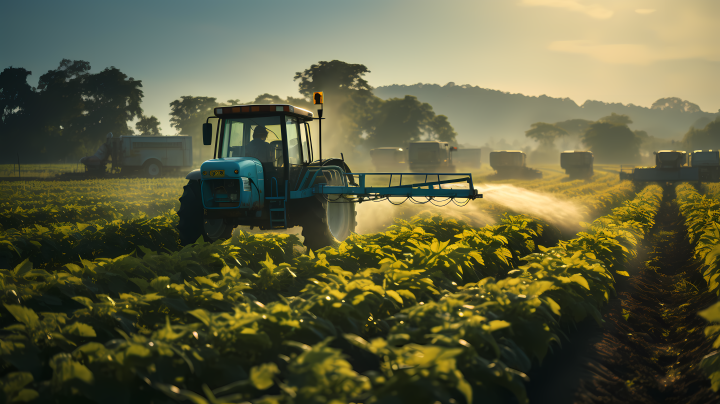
[2,0,718,135]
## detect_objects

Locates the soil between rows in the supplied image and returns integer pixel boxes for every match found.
[523,186,720,404]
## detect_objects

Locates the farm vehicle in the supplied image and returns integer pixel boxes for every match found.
[177,103,480,250]
[408,141,457,173]
[620,150,720,183]
[79,134,193,178]
[453,148,481,170]
[561,150,594,180]
[370,147,406,172]
[489,150,542,179]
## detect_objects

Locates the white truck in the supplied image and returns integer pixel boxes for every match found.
[81,135,193,177]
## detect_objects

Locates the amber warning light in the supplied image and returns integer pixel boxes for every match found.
[313,92,324,105]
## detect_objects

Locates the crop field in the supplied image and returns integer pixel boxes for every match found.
[1,173,720,404]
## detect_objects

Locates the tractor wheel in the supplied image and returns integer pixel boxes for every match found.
[144,160,162,178]
[177,180,234,246]
[296,195,356,252]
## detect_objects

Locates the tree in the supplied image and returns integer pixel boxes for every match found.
[0,59,144,162]
[294,60,372,99]
[554,119,592,136]
[362,96,457,148]
[294,61,374,151]
[651,97,701,113]
[525,122,568,147]
[169,96,219,161]
[135,115,161,136]
[583,121,641,163]
[682,117,720,150]
[598,113,632,126]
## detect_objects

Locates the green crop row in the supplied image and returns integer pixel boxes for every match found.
[0,184,662,404]
[676,183,720,392]
[0,211,181,271]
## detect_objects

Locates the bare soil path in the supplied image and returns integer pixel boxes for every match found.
[524,186,719,404]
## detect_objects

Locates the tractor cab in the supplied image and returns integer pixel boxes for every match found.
[205,104,315,198]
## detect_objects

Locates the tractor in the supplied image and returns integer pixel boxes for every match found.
[177,103,480,251]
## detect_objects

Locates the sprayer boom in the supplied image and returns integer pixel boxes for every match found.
[289,168,480,202]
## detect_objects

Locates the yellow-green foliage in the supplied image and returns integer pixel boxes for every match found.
[0,181,663,403]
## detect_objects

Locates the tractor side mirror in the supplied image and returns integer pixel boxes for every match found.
[203,123,212,145]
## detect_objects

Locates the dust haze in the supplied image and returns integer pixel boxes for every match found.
[355,183,587,235]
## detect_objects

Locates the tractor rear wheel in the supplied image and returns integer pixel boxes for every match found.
[177,180,234,246]
[296,195,356,252]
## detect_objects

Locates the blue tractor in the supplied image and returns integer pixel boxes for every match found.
[177,104,480,250]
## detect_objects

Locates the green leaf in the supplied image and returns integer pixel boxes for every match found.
[700,302,720,323]
[250,362,279,390]
[1,371,34,395]
[189,309,211,326]
[3,304,40,328]
[13,259,33,278]
[385,290,403,305]
[50,353,94,389]
[62,323,97,338]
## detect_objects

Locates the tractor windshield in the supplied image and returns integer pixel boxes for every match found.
[219,116,282,164]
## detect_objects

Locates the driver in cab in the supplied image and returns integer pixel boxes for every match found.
[245,125,274,163]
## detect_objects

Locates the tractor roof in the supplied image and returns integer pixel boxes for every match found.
[214,104,314,120]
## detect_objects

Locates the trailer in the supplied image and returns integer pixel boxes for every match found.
[489,150,542,179]
[78,135,193,178]
[561,150,594,179]
[109,136,193,177]
[370,147,406,172]
[620,150,720,183]
[408,141,457,173]
[177,102,480,250]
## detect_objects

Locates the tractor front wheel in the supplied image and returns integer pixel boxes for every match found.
[295,195,356,252]
[177,180,234,246]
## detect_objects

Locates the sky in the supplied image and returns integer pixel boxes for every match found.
[2,0,719,136]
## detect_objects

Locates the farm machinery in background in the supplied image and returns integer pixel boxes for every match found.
[177,97,481,250]
[488,150,542,179]
[370,147,406,172]
[77,134,193,178]
[371,145,481,173]
[561,150,594,180]
[620,150,720,183]
[408,141,457,173]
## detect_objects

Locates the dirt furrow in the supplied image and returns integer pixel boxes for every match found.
[571,186,719,404]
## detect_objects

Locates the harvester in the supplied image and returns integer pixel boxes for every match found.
[370,147,406,172]
[620,150,720,183]
[408,141,457,173]
[488,150,542,179]
[560,150,594,180]
[177,102,480,250]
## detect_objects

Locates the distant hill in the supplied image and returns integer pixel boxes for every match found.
[374,83,717,146]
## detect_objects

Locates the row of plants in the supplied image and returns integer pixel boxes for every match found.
[675,183,720,391]
[0,199,180,231]
[0,185,662,403]
[0,211,181,271]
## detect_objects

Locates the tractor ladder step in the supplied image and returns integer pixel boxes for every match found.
[266,178,288,229]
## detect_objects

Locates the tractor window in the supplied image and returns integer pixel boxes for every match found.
[299,121,311,163]
[219,116,282,163]
[285,117,302,166]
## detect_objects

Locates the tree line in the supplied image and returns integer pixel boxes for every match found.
[524,113,720,164]
[0,60,166,163]
[169,60,458,161]
[1,59,455,163]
